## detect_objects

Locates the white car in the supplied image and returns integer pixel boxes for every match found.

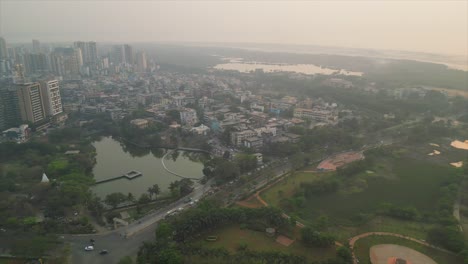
[84,245,94,251]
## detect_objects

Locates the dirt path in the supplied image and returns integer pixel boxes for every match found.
[349,232,456,264]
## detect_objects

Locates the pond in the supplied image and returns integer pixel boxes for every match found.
[213,59,363,76]
[91,137,206,199]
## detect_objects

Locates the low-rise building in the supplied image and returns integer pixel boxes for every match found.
[179,108,198,126]
[242,137,263,150]
[2,124,30,143]
[284,133,301,143]
[231,129,257,146]
[130,118,149,129]
[293,107,333,122]
[191,124,210,135]
[253,153,263,165]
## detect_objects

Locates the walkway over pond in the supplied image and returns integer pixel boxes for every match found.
[94,170,143,184]
[161,150,201,181]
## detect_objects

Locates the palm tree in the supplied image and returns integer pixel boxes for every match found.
[147,184,160,200]
[127,192,135,203]
[151,184,160,198]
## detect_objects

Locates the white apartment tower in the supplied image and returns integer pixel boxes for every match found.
[40,80,63,117]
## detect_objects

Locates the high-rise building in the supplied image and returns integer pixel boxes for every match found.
[39,79,63,117]
[49,53,64,77]
[124,44,134,65]
[87,41,98,63]
[136,51,147,72]
[73,41,86,63]
[74,41,98,64]
[16,82,46,124]
[0,59,10,77]
[32,39,41,53]
[75,48,83,67]
[23,53,48,75]
[50,48,81,79]
[0,83,21,130]
[112,45,125,64]
[0,37,7,59]
[13,64,26,84]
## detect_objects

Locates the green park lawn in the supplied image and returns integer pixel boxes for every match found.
[353,235,463,264]
[297,158,455,220]
[261,156,458,241]
[192,224,336,262]
[261,171,331,208]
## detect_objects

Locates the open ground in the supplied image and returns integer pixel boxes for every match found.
[353,236,463,264]
[192,224,337,262]
[370,244,436,264]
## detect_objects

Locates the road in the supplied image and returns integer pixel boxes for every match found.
[65,182,210,264]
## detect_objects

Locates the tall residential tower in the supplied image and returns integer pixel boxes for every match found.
[16,82,46,124]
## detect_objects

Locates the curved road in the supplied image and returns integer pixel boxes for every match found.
[65,182,210,264]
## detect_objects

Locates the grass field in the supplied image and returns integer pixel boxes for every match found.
[260,154,458,244]
[353,235,463,264]
[192,224,336,262]
[261,171,331,208]
[264,158,456,223]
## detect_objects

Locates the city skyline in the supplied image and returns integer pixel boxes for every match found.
[0,1,467,56]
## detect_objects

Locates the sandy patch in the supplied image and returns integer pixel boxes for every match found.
[317,151,364,171]
[429,143,440,147]
[276,235,294,246]
[428,87,468,99]
[451,140,468,150]
[369,244,436,264]
[450,161,464,168]
[427,150,441,156]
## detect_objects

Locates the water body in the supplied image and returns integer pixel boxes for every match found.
[91,137,205,199]
[213,59,363,76]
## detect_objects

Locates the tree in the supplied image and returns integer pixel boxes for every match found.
[235,154,257,173]
[166,110,181,124]
[316,215,329,230]
[213,160,240,183]
[155,222,174,243]
[88,195,104,222]
[301,227,335,247]
[104,192,127,209]
[157,248,183,264]
[117,256,133,264]
[147,184,160,200]
[428,226,465,252]
[169,179,194,197]
[127,193,135,203]
[336,246,353,264]
[138,193,151,205]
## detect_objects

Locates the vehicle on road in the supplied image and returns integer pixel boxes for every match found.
[166,209,175,215]
[84,246,94,251]
[99,249,108,255]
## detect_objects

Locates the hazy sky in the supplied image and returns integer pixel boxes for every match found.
[1,1,467,56]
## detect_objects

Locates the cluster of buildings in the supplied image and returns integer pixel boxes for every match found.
[1,37,351,155]
[0,75,66,142]
[0,37,151,81]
